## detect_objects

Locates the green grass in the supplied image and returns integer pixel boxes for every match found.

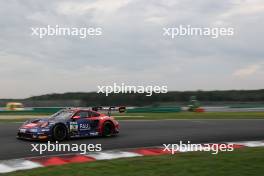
[3,147,264,176]
[0,112,264,122]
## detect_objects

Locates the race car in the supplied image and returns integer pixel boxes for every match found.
[17,108,120,141]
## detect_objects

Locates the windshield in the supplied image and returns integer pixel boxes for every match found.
[49,110,74,120]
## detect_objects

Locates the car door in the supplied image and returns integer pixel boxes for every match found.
[87,111,100,134]
[74,111,92,136]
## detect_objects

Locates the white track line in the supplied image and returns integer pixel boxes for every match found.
[0,159,42,173]
[86,151,142,160]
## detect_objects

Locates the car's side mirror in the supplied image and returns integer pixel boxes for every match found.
[72,116,80,120]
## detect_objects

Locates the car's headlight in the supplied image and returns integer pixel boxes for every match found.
[41,128,50,132]
[29,128,38,133]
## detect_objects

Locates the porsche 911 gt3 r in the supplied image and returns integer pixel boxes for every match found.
[17,108,120,141]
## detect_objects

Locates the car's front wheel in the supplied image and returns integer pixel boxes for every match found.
[52,124,67,141]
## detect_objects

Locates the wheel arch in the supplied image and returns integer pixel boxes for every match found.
[99,120,114,135]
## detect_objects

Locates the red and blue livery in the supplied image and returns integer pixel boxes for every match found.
[17,108,120,141]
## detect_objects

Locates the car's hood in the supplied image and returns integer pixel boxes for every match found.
[21,118,51,128]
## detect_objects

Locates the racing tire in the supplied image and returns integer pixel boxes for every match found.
[102,121,114,137]
[52,124,67,141]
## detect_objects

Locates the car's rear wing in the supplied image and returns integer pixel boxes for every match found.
[92,106,126,116]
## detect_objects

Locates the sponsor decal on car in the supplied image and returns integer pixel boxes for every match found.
[70,122,78,132]
[19,129,26,133]
[90,132,99,136]
[80,124,90,130]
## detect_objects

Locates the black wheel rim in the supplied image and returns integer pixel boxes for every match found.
[54,126,66,140]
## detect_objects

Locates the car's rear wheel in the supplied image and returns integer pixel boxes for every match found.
[52,124,67,141]
[102,121,114,137]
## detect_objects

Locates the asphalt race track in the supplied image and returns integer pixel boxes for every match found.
[0,119,264,160]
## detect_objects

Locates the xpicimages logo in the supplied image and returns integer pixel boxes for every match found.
[97,83,168,96]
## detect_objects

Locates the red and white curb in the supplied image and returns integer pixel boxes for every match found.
[0,140,264,174]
